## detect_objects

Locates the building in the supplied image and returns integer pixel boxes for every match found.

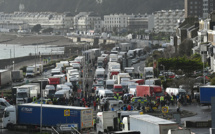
[73,12,102,32]
[127,14,148,31]
[154,9,184,33]
[103,14,132,32]
[185,0,215,19]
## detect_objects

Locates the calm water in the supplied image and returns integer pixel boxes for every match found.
[0,44,64,59]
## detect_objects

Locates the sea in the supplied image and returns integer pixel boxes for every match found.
[0,44,64,60]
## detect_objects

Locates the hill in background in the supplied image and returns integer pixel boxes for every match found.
[0,0,184,15]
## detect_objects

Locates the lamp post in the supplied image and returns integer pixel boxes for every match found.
[40,80,43,133]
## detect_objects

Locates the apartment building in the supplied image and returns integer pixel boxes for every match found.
[185,0,215,19]
[73,12,102,32]
[154,9,185,33]
[127,14,148,31]
[103,14,132,32]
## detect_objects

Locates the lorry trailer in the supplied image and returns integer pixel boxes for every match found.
[3,104,93,131]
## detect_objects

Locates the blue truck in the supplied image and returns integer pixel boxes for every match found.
[200,86,215,105]
[2,104,93,131]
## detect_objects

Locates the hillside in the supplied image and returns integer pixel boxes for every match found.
[0,0,184,15]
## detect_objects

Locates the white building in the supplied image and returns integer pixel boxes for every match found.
[154,9,185,33]
[73,12,102,32]
[103,14,132,32]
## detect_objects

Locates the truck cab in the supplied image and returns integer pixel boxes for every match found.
[113,84,123,95]
[26,66,36,77]
[51,68,62,76]
[16,85,38,104]
[106,80,115,90]
[96,111,118,134]
[3,105,16,129]
[44,85,56,98]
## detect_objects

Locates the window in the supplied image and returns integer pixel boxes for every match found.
[3,111,9,118]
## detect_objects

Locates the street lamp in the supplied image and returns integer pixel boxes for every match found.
[40,80,43,133]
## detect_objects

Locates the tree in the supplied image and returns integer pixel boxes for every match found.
[179,39,194,56]
[31,24,42,33]
[211,77,215,85]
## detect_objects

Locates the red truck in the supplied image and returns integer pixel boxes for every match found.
[113,84,124,95]
[136,85,163,99]
[48,77,61,85]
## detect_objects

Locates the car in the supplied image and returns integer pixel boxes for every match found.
[131,97,147,104]
[32,98,53,104]
[131,58,139,64]
[100,97,123,106]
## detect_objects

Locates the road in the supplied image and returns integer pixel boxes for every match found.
[133,60,145,73]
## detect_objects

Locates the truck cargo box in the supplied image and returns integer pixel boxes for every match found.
[200,86,215,105]
[17,104,93,130]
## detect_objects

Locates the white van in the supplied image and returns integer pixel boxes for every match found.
[54,90,70,99]
[0,98,11,114]
[165,88,186,96]
[98,90,114,98]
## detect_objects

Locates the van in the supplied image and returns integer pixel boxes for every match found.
[165,88,186,96]
[98,90,114,98]
[0,98,10,115]
[54,90,70,99]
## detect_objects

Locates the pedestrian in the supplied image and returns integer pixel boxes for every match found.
[177,100,181,113]
[127,104,131,111]
[93,100,97,111]
[93,118,96,130]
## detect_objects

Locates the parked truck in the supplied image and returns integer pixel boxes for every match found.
[0,70,12,87]
[106,79,116,90]
[136,85,163,99]
[16,85,39,104]
[199,85,215,105]
[33,64,43,75]
[144,67,154,79]
[3,104,93,131]
[11,70,24,82]
[123,114,178,134]
[95,68,105,80]
[26,66,36,77]
[117,73,130,84]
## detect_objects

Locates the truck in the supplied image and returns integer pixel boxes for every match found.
[0,70,12,87]
[199,86,215,105]
[54,90,70,99]
[53,74,66,84]
[123,114,178,134]
[145,78,161,86]
[106,79,115,90]
[136,85,163,99]
[97,57,106,68]
[109,54,118,62]
[144,67,154,79]
[95,68,105,80]
[124,67,134,78]
[165,88,186,96]
[51,68,62,76]
[3,104,93,131]
[26,66,36,77]
[117,73,130,84]
[16,85,39,104]
[33,64,43,75]
[113,84,123,95]
[48,77,61,87]
[11,70,24,82]
[96,111,118,134]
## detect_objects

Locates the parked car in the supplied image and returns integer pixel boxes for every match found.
[131,97,146,104]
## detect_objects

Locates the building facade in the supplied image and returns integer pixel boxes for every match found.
[127,14,148,31]
[154,9,185,33]
[103,14,132,32]
[185,0,215,19]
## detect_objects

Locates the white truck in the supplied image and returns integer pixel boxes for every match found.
[26,66,36,77]
[96,111,118,134]
[97,57,106,68]
[165,88,186,96]
[95,68,105,80]
[144,67,154,79]
[51,68,62,76]
[53,74,66,84]
[16,85,39,104]
[109,54,118,62]
[123,114,178,134]
[106,79,116,90]
[117,73,130,84]
[54,90,70,99]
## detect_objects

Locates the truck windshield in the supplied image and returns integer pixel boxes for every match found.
[98,63,103,66]
[114,88,122,92]
[106,85,113,89]
[26,70,34,73]
[128,85,137,88]
[105,93,114,97]
[17,93,28,98]
[54,94,64,98]
[97,74,104,78]
[49,90,56,95]
[51,72,60,76]
[155,92,164,96]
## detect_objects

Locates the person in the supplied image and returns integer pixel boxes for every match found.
[93,100,97,111]
[93,118,96,130]
[160,96,164,107]
[127,104,131,111]
[111,105,114,111]
[177,100,181,113]
[33,96,37,102]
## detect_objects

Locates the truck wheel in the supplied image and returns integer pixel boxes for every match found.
[98,132,103,134]
[7,124,14,130]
